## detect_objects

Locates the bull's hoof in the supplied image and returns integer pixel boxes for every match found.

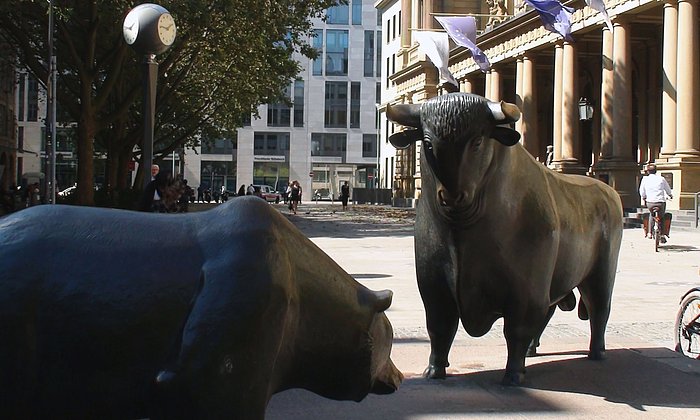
[422,364,447,379]
[501,370,525,386]
[588,349,606,361]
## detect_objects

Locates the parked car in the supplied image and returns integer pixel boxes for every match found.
[253,185,281,203]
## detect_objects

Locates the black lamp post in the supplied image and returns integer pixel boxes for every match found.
[122,3,176,189]
[45,0,57,203]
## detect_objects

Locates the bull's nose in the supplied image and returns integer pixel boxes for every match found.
[437,189,466,207]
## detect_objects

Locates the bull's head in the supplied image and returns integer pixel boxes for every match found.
[386,93,520,209]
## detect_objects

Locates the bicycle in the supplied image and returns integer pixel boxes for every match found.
[675,288,700,359]
[642,205,672,252]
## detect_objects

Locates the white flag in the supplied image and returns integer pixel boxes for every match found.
[585,0,614,32]
[413,31,459,87]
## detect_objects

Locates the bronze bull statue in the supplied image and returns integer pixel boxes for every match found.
[0,197,402,418]
[387,92,622,385]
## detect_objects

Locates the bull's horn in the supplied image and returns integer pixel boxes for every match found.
[386,103,421,128]
[487,101,521,123]
[372,289,394,312]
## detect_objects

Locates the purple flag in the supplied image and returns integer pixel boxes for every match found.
[524,0,574,41]
[585,0,614,32]
[435,16,491,73]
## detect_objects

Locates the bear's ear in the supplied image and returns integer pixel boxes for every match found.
[389,129,423,149]
[491,126,520,146]
[372,289,393,312]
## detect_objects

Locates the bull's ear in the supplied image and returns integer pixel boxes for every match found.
[389,129,423,149]
[492,126,521,146]
[386,103,421,128]
[372,289,393,312]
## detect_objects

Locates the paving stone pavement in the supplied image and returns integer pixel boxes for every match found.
[265,201,700,419]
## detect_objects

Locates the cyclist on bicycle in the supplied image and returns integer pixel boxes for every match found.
[639,163,673,243]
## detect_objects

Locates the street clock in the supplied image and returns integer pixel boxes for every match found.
[123,3,176,55]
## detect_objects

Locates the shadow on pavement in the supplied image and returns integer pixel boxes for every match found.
[658,244,699,252]
[267,348,700,419]
[522,348,700,409]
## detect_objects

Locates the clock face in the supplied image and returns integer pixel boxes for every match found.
[122,12,139,45]
[157,13,176,46]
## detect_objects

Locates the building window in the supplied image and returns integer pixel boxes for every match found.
[267,86,291,127]
[324,81,347,128]
[200,161,236,191]
[18,126,24,151]
[327,2,349,24]
[386,20,390,43]
[352,0,362,25]
[242,113,251,126]
[398,11,401,36]
[312,29,323,76]
[326,30,348,76]
[27,75,38,122]
[253,132,290,155]
[350,82,360,128]
[376,82,381,103]
[18,74,25,122]
[363,134,377,158]
[293,80,304,127]
[376,32,382,77]
[311,133,347,157]
[392,15,396,40]
[201,137,234,155]
[385,56,390,87]
[364,31,374,77]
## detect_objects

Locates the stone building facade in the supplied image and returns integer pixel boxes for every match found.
[376,0,700,210]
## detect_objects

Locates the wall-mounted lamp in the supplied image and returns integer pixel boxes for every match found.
[578,97,594,121]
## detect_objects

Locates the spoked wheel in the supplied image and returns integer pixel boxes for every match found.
[674,291,700,359]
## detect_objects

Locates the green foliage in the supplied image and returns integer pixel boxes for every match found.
[0,0,336,205]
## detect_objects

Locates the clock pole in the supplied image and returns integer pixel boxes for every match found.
[122,3,176,190]
[142,53,158,190]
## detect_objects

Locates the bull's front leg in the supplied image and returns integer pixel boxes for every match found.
[502,305,549,386]
[416,250,459,379]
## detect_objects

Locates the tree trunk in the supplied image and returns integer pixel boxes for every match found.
[76,114,95,206]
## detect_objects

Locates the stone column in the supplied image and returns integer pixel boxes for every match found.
[599,28,614,160]
[401,0,412,48]
[612,20,633,161]
[515,57,524,133]
[462,77,473,93]
[552,43,564,165]
[595,19,641,209]
[422,0,434,29]
[675,0,700,157]
[661,0,678,157]
[490,67,502,101]
[521,53,539,158]
[485,71,492,99]
[558,41,585,173]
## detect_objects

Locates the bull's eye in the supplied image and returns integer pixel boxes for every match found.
[471,137,484,149]
[423,140,433,152]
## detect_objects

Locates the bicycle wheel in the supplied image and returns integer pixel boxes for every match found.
[654,228,660,252]
[674,291,700,358]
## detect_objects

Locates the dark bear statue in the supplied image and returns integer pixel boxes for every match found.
[0,197,402,419]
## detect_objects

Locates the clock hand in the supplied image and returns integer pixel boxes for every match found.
[160,24,173,30]
[125,22,136,30]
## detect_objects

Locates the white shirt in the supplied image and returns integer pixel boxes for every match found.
[639,173,672,203]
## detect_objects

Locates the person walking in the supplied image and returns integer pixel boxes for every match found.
[289,180,301,215]
[340,181,350,211]
[639,163,673,242]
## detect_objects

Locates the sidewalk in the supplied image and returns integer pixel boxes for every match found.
[266,202,700,419]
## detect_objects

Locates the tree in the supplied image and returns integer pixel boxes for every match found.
[0,0,337,205]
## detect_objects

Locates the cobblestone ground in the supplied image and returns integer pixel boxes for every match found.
[280,201,697,352]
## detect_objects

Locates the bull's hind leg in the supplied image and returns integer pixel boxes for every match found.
[416,259,459,379]
[579,271,615,360]
[526,305,556,357]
